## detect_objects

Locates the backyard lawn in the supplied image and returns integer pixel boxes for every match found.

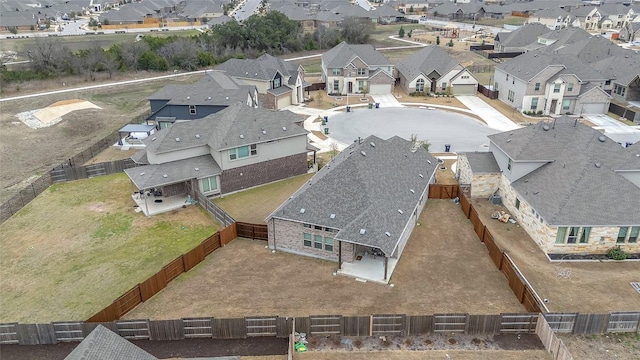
[213,174,312,224]
[0,173,218,323]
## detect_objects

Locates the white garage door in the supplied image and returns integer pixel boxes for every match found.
[579,103,607,114]
[453,84,477,95]
[369,84,392,95]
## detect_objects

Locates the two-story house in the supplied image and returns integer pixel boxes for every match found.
[266,135,437,283]
[395,45,478,95]
[146,71,259,128]
[457,116,640,258]
[526,9,572,30]
[493,23,549,53]
[216,54,309,110]
[321,41,395,95]
[494,50,610,115]
[125,103,310,216]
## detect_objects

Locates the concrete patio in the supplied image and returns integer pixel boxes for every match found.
[337,253,399,284]
[132,193,196,216]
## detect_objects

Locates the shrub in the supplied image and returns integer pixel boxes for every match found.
[537,110,543,115]
[607,246,627,260]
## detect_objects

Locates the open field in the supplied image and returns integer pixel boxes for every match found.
[0,74,200,203]
[124,200,524,319]
[83,147,139,165]
[471,199,640,313]
[0,173,218,323]
[213,174,313,224]
[560,333,640,360]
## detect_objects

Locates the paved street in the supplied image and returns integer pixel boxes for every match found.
[456,95,521,131]
[583,114,640,145]
[234,0,262,22]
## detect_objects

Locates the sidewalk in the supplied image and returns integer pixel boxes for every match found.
[455,95,521,131]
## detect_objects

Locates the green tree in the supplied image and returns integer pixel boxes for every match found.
[436,35,440,45]
[422,6,427,13]
[399,25,405,38]
[103,18,110,25]
[8,27,17,35]
[88,17,98,27]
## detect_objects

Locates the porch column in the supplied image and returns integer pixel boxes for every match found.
[143,189,150,217]
[383,256,388,280]
[338,241,342,270]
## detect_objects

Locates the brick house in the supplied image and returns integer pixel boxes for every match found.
[321,42,395,95]
[125,103,310,216]
[457,116,640,258]
[266,136,437,283]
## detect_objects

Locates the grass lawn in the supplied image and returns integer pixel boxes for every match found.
[213,174,312,224]
[0,173,218,323]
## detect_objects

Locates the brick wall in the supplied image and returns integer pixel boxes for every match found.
[268,218,355,262]
[220,153,307,194]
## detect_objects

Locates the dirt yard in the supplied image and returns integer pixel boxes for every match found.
[0,173,218,323]
[294,350,550,360]
[560,333,640,360]
[124,200,524,319]
[83,147,140,165]
[0,74,200,203]
[471,199,640,313]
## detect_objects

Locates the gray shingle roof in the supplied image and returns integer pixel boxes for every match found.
[551,35,627,63]
[591,51,640,86]
[216,54,299,82]
[125,154,221,190]
[464,152,500,173]
[396,45,460,82]
[496,50,605,82]
[322,42,392,70]
[148,71,256,106]
[489,117,640,226]
[531,8,570,19]
[143,102,307,154]
[65,325,157,360]
[268,135,437,256]
[495,23,549,49]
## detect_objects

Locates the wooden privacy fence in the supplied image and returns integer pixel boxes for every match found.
[195,191,235,227]
[478,84,499,99]
[236,222,268,241]
[86,224,238,323]
[49,158,137,183]
[536,314,574,360]
[427,184,460,199]
[456,186,547,313]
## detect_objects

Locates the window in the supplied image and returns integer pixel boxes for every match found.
[314,234,323,249]
[416,78,425,92]
[531,97,538,111]
[273,73,282,89]
[303,223,312,228]
[515,198,520,210]
[556,227,591,244]
[441,82,447,91]
[229,144,257,160]
[189,105,197,115]
[357,68,366,76]
[605,80,611,86]
[506,74,509,81]
[333,80,340,92]
[617,226,640,243]
[314,225,323,230]
[303,233,312,247]
[324,237,333,251]
[562,99,570,111]
[508,90,514,102]
[461,75,469,79]
[567,83,573,92]
[200,176,218,193]
[358,80,364,92]
[534,82,540,91]
[332,68,341,76]
[553,83,561,93]
[507,158,513,171]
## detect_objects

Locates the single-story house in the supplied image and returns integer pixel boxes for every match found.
[457,116,640,258]
[395,45,479,95]
[266,135,437,283]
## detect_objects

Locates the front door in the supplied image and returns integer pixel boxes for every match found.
[430,78,437,93]
[348,81,353,94]
[550,100,558,114]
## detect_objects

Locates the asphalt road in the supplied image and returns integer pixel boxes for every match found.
[326,107,499,153]
[234,0,262,22]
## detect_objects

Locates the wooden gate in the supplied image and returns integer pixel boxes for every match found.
[607,312,640,333]
[543,313,577,333]
[371,314,405,336]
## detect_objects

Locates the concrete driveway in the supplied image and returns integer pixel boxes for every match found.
[371,93,403,108]
[583,114,640,145]
[456,95,521,131]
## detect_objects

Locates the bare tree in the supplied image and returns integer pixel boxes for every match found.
[78,42,106,81]
[25,37,72,76]
[158,37,198,70]
[120,41,149,71]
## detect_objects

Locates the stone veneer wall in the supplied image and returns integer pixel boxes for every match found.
[457,154,500,198]
[498,174,640,255]
[268,218,356,262]
[221,153,307,194]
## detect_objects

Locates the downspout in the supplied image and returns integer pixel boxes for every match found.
[383,256,388,280]
[144,188,150,217]
[338,241,342,270]
[271,218,277,250]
